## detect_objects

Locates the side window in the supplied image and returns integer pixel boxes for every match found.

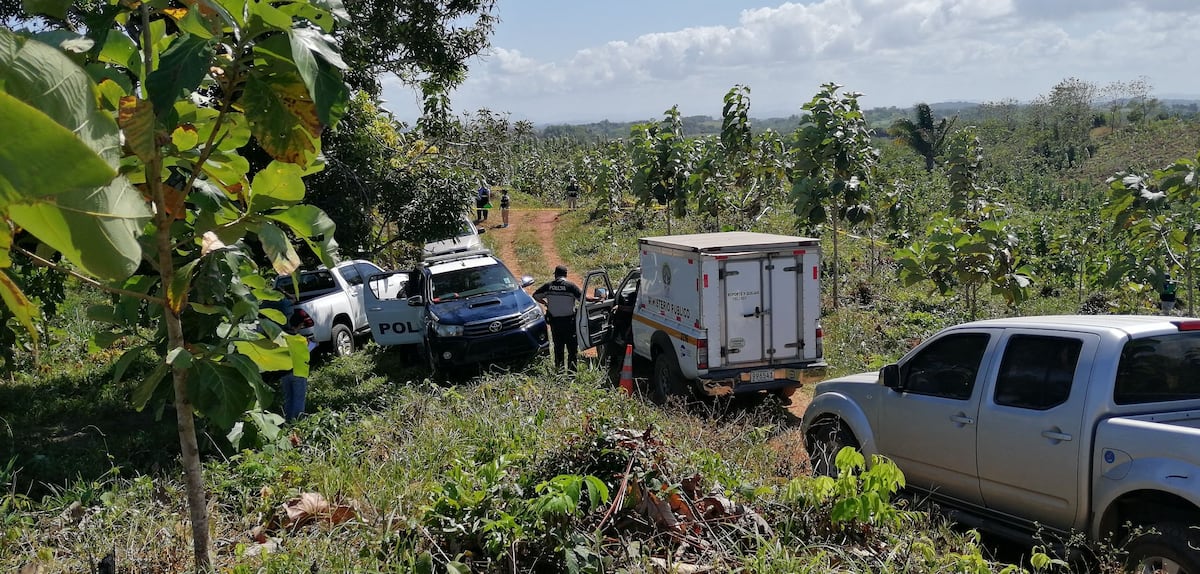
[339,265,363,287]
[1115,333,1200,404]
[901,333,990,400]
[355,262,382,281]
[994,336,1081,410]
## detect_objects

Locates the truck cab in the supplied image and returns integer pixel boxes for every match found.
[363,251,548,373]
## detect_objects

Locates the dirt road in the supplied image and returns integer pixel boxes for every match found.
[483,209,584,286]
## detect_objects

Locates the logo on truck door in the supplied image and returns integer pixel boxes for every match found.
[661,263,672,291]
[379,321,422,334]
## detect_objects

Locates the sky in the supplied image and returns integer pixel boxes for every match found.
[380,0,1198,125]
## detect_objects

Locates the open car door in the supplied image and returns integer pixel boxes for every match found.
[576,270,614,351]
[364,271,425,346]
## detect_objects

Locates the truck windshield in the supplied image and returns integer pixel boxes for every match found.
[430,263,517,301]
[1115,333,1200,404]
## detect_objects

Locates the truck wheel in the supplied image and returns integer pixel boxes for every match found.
[650,352,686,406]
[331,323,355,357]
[1125,522,1200,574]
[805,418,858,477]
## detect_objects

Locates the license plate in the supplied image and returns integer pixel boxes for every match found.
[750,369,774,383]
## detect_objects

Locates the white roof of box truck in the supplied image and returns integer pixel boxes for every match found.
[639,232,819,253]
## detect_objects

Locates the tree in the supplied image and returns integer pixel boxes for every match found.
[888,103,956,172]
[895,129,1033,318]
[631,106,693,233]
[2,0,350,567]
[790,83,878,309]
[1104,150,1200,314]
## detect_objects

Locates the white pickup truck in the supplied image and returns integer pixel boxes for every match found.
[580,232,826,404]
[802,315,1200,571]
[274,259,400,356]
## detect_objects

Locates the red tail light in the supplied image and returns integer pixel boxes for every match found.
[293,308,315,329]
[696,337,708,370]
[815,324,824,358]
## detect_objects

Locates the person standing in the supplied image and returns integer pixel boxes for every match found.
[264,292,309,422]
[476,181,492,222]
[500,189,511,228]
[566,178,580,210]
[533,265,583,373]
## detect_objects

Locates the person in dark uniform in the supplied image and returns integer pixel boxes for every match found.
[533,265,583,372]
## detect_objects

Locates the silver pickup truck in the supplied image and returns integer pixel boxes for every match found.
[802,315,1200,571]
[274,259,397,356]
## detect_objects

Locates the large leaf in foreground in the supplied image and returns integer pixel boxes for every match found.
[0,91,116,205]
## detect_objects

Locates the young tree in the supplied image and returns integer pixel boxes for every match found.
[631,106,693,233]
[888,103,956,172]
[2,0,350,567]
[895,129,1033,318]
[790,83,878,309]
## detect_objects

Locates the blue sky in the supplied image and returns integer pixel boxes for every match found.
[381,0,1198,125]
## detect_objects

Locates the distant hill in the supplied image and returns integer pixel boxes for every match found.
[535,99,1199,141]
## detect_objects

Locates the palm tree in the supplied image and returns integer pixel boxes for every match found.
[889,103,956,172]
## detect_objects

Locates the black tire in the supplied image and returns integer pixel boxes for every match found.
[650,352,687,406]
[805,418,859,477]
[1125,522,1200,574]
[330,323,355,357]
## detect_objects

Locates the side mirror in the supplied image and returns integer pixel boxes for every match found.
[477,228,487,235]
[880,363,901,390]
[520,275,535,288]
[406,295,425,307]
[594,287,609,300]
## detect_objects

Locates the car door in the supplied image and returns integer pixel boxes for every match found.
[363,270,424,346]
[976,331,1097,529]
[336,263,367,328]
[875,329,1001,507]
[576,270,613,351]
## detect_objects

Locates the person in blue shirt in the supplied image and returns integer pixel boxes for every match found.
[476,182,492,222]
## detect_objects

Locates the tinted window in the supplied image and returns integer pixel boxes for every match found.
[355,262,383,280]
[902,333,990,400]
[994,336,1081,410]
[339,265,362,286]
[1115,333,1200,404]
[276,270,336,296]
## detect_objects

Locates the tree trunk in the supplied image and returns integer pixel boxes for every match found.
[151,154,211,572]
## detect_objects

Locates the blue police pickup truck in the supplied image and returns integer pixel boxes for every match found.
[363,250,548,374]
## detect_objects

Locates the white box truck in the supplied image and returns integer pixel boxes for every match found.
[577,232,826,404]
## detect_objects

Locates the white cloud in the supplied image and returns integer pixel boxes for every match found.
[380,0,1200,123]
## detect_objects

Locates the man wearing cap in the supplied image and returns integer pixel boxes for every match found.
[533,265,584,372]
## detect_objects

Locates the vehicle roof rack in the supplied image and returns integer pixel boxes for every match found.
[422,248,493,265]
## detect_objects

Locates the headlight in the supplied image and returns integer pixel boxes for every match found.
[519,305,544,325]
[432,320,463,337]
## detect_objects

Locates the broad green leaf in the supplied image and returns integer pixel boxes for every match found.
[242,67,321,167]
[132,361,169,410]
[111,345,150,385]
[8,177,149,281]
[172,124,200,151]
[166,346,193,369]
[88,330,122,352]
[260,307,286,325]
[0,271,37,341]
[250,160,305,210]
[199,149,251,190]
[284,332,310,377]
[266,204,337,268]
[95,78,128,110]
[225,352,271,406]
[278,2,335,32]
[96,30,142,77]
[117,96,157,163]
[0,227,10,268]
[189,360,256,430]
[21,0,70,20]
[247,0,293,32]
[0,91,116,206]
[310,0,349,23]
[256,221,301,275]
[233,338,292,372]
[145,34,214,118]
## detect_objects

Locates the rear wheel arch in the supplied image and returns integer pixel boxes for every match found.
[1099,490,1200,541]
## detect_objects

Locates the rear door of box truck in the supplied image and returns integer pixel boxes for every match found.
[715,247,820,370]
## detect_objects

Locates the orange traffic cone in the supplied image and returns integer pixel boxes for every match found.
[619,344,634,395]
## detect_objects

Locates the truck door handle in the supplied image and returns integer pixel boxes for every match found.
[744,306,762,318]
[1041,430,1073,442]
[949,414,975,425]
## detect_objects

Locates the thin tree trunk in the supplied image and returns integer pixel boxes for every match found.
[1188,241,1194,315]
[141,6,210,570]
